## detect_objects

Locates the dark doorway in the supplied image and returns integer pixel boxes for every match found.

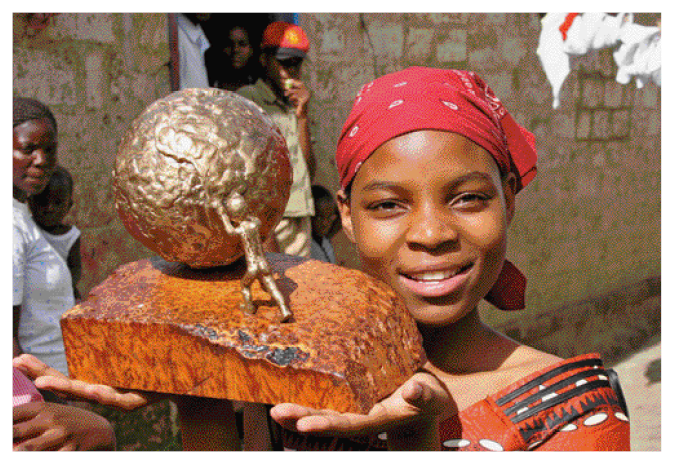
[169,13,298,91]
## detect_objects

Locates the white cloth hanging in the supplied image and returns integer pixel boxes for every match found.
[614,23,661,88]
[537,13,572,109]
[537,13,633,108]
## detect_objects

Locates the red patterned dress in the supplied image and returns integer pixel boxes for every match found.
[279,353,630,451]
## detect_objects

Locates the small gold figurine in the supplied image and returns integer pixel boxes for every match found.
[113,88,294,321]
[214,190,292,321]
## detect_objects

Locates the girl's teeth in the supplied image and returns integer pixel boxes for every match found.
[414,270,454,281]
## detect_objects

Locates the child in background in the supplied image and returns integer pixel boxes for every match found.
[28,165,82,301]
[310,185,341,264]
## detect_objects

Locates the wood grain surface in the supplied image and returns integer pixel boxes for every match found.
[61,254,426,413]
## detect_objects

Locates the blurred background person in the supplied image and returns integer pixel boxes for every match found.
[207,22,260,91]
[237,21,316,258]
[310,185,341,264]
[13,97,73,377]
[28,165,82,302]
[176,13,211,89]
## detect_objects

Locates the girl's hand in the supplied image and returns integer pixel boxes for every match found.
[270,371,455,450]
[13,401,115,451]
[13,354,154,411]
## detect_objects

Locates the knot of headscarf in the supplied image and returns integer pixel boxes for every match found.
[335,67,537,311]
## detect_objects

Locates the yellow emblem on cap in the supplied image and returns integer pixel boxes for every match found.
[286,29,300,45]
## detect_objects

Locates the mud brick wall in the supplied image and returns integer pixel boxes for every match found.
[299,13,661,345]
[13,13,171,296]
[14,13,660,354]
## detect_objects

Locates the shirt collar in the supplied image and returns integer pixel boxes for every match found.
[254,79,289,109]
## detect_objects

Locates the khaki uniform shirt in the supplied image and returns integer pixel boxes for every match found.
[237,79,314,218]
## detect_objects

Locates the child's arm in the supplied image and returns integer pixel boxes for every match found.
[66,237,82,301]
[174,396,241,450]
[13,354,155,411]
[271,371,454,451]
[13,401,116,451]
[243,402,274,450]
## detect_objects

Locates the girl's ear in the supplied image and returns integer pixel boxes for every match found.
[336,189,356,243]
[503,172,517,225]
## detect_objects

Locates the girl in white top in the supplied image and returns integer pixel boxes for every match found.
[13,97,74,376]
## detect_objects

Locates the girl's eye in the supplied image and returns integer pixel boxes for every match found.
[451,193,490,210]
[366,200,405,217]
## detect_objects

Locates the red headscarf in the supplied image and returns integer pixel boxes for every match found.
[335,67,537,311]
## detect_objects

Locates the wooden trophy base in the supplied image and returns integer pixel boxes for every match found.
[61,254,425,414]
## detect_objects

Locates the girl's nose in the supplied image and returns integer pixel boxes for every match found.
[406,204,458,250]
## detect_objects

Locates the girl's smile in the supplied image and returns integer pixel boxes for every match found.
[398,262,473,298]
[338,130,517,327]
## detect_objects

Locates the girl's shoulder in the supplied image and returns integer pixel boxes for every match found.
[435,338,563,411]
[439,352,629,450]
[503,344,564,380]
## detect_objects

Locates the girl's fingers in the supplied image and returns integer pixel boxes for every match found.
[270,403,332,432]
[57,441,77,451]
[272,372,453,439]
[33,376,148,410]
[272,402,398,438]
[400,373,453,416]
[295,410,382,436]
[13,354,64,380]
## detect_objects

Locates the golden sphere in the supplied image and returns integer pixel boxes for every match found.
[113,88,292,268]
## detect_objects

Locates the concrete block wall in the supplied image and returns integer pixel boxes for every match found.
[13,13,171,296]
[299,13,660,332]
[14,12,660,342]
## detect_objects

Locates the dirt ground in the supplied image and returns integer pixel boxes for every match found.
[610,338,661,451]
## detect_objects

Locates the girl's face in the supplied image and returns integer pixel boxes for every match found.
[13,118,58,198]
[338,130,516,327]
[225,27,252,69]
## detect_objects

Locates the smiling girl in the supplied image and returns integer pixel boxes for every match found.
[19,68,631,451]
[269,67,630,451]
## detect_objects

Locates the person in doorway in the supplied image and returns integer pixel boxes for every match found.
[208,23,260,91]
[176,13,211,89]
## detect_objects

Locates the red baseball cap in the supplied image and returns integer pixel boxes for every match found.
[261,21,310,60]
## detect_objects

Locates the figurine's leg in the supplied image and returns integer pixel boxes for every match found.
[240,270,257,315]
[260,274,292,322]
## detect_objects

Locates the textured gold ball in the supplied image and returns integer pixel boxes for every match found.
[112,88,292,268]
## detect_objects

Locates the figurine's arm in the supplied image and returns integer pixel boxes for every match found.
[211,200,238,237]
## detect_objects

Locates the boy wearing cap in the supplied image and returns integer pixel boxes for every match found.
[237,21,315,258]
